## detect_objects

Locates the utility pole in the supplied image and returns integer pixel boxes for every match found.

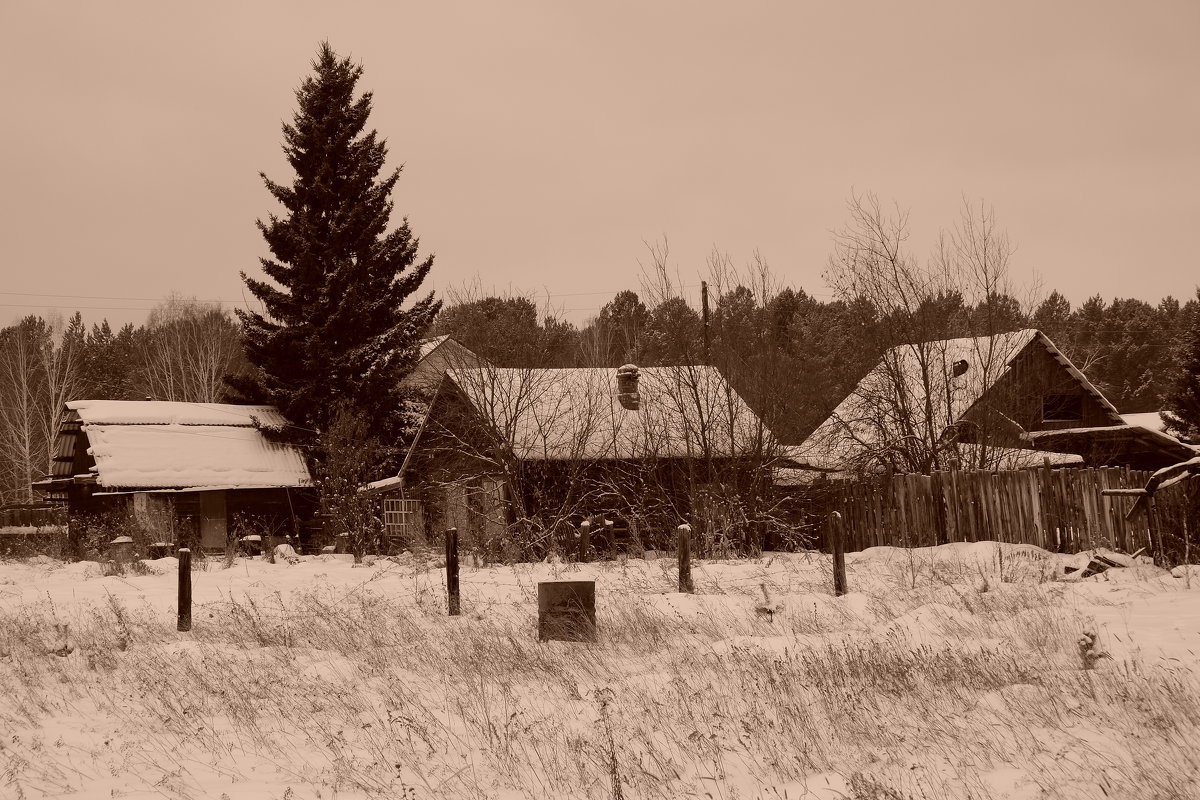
[701,281,711,365]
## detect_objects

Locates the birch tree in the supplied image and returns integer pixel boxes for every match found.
[0,318,47,503]
[134,295,246,402]
[0,313,85,502]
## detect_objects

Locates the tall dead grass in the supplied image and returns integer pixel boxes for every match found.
[1,554,1198,799]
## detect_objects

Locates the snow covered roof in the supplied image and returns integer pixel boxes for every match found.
[62,400,311,490]
[68,400,292,429]
[440,365,771,461]
[1120,412,1168,433]
[361,475,403,495]
[791,329,1120,473]
[419,335,450,359]
[1025,423,1200,465]
[776,444,1083,485]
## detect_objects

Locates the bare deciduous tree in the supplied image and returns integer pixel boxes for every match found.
[0,314,85,503]
[403,338,785,559]
[133,295,247,402]
[816,192,1042,473]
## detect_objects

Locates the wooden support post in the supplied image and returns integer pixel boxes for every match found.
[830,512,848,596]
[677,523,694,594]
[445,527,460,616]
[578,520,591,563]
[177,548,192,632]
[1146,495,1166,568]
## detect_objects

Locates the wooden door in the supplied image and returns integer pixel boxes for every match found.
[199,491,227,550]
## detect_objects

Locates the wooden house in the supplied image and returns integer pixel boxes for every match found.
[368,363,778,554]
[789,329,1196,477]
[35,400,317,554]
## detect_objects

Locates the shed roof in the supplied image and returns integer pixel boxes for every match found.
[58,400,311,490]
[69,400,291,429]
[1025,423,1198,470]
[441,365,771,461]
[1120,412,1168,433]
[776,444,1083,485]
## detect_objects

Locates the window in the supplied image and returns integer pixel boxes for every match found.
[1042,394,1083,423]
[383,497,424,541]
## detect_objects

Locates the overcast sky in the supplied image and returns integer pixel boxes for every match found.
[2,1,1197,330]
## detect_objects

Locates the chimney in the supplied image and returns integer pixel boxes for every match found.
[616,364,640,410]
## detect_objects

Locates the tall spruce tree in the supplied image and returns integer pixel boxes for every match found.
[231,42,440,458]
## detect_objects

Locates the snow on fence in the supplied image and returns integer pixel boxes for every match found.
[799,465,1194,556]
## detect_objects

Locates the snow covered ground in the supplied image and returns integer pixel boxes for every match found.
[1,543,1198,799]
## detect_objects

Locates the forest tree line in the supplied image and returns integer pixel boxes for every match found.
[2,272,1194,505]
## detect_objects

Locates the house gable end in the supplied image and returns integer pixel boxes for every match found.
[962,336,1121,437]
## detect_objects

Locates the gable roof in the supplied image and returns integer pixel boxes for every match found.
[791,329,1120,472]
[400,336,489,395]
[55,400,312,490]
[436,365,771,462]
[419,335,450,359]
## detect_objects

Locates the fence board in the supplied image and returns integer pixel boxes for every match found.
[798,465,1194,556]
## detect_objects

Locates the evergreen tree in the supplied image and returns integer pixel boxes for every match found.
[642,298,703,366]
[596,290,649,365]
[434,296,545,367]
[1032,291,1071,345]
[231,42,440,457]
[1162,289,1200,443]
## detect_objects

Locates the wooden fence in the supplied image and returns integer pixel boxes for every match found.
[0,504,66,529]
[796,466,1196,556]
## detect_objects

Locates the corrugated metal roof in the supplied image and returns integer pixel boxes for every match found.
[444,365,771,461]
[58,400,311,489]
[792,329,1120,472]
[68,400,290,428]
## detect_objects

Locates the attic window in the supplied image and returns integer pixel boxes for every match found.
[1042,394,1083,423]
[951,359,969,377]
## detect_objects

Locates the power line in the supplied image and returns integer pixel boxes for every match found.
[0,291,256,303]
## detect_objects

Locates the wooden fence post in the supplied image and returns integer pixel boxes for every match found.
[578,520,591,563]
[1041,457,1062,553]
[177,548,192,632]
[445,527,460,616]
[930,471,946,546]
[1146,495,1165,568]
[829,512,848,596]
[677,523,694,594]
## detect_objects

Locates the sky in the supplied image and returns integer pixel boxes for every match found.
[2,1,1198,331]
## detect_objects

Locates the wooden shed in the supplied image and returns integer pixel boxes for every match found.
[34,400,317,555]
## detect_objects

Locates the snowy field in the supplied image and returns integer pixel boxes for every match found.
[2,543,1199,800]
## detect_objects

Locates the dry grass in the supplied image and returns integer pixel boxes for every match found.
[1,551,1199,800]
